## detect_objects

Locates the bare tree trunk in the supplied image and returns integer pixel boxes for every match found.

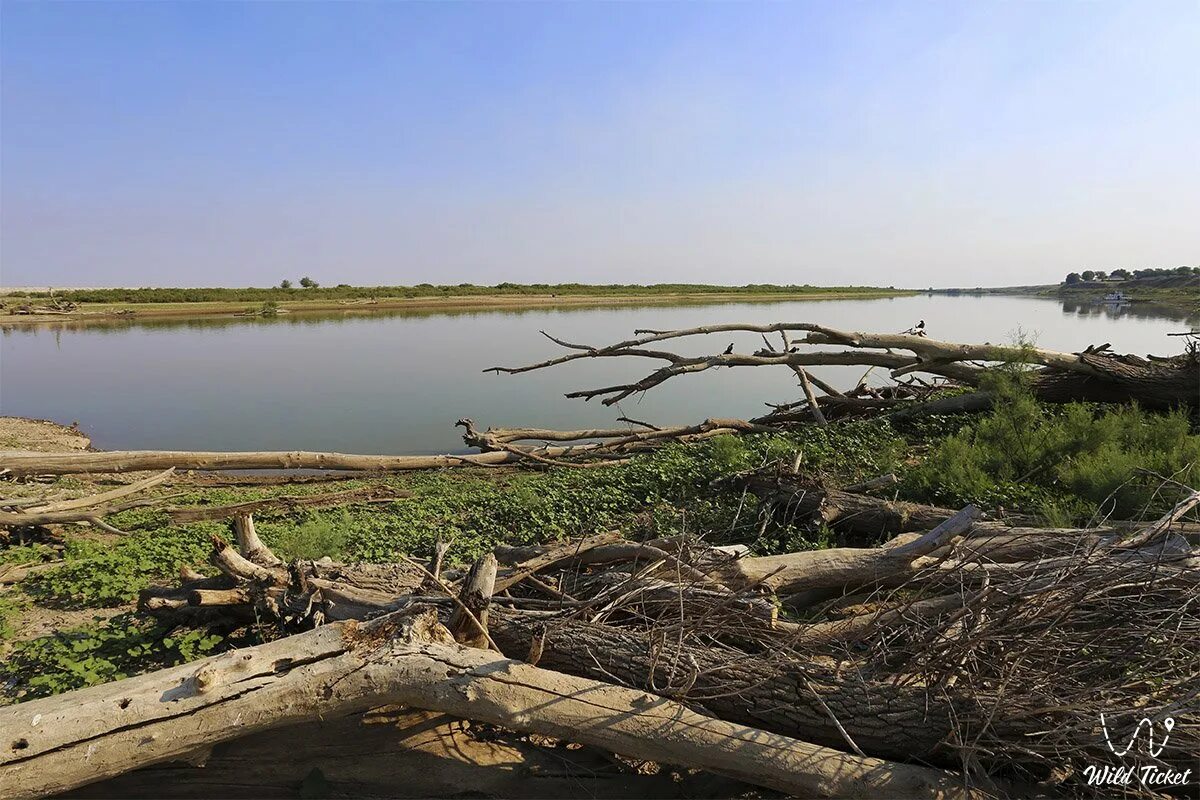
[0,448,529,476]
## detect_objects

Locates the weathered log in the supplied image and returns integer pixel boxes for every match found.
[1031,350,1200,409]
[0,448,530,476]
[0,497,165,529]
[188,587,252,607]
[0,560,63,585]
[743,475,1040,538]
[486,609,968,763]
[231,514,283,568]
[447,553,497,647]
[719,506,980,594]
[210,536,285,585]
[0,607,966,800]
[10,469,174,514]
[0,417,770,477]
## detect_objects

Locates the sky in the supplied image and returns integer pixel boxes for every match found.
[1,1,1197,289]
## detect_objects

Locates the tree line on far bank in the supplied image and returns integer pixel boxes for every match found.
[4,283,908,305]
[1064,265,1199,284]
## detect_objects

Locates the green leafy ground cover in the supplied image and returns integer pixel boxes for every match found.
[2,392,1197,702]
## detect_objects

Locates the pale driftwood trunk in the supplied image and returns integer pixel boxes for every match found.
[446,552,497,648]
[3,469,174,514]
[232,514,283,568]
[0,448,527,476]
[0,417,771,477]
[720,506,980,594]
[0,608,966,800]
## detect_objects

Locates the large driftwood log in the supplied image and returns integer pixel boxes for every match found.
[0,469,174,514]
[740,474,1040,537]
[0,417,772,477]
[0,607,966,800]
[486,609,972,762]
[0,448,533,477]
[119,492,1200,796]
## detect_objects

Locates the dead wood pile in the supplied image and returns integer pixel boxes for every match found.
[3,486,1196,799]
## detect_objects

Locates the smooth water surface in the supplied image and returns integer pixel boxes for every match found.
[2,296,1195,454]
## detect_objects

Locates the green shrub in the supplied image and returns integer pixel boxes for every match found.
[260,512,350,561]
[903,381,1200,521]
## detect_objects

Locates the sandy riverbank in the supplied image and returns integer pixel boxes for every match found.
[0,290,913,326]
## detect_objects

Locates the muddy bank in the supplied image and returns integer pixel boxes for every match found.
[0,418,90,453]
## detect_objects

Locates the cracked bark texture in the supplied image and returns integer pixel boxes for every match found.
[488,610,971,762]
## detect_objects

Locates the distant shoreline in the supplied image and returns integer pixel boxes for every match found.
[0,288,916,326]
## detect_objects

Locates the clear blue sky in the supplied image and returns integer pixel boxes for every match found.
[2,1,1196,288]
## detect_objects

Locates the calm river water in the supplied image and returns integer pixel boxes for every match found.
[1,295,1195,454]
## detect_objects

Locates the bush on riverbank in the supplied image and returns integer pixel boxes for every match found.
[903,384,1200,522]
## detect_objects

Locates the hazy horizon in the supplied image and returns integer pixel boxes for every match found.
[2,1,1197,289]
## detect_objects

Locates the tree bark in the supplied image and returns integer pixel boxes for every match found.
[486,610,965,762]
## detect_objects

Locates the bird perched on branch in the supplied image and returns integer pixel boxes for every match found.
[723,343,735,355]
[902,320,926,336]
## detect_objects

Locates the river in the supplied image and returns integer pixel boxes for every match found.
[1,294,1194,454]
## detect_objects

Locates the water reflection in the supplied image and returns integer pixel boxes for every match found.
[1059,297,1198,325]
[1,294,1195,454]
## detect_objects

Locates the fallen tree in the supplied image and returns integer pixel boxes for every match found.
[0,418,770,476]
[0,468,177,534]
[486,322,1200,414]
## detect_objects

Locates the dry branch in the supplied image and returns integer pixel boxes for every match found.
[486,321,1198,411]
